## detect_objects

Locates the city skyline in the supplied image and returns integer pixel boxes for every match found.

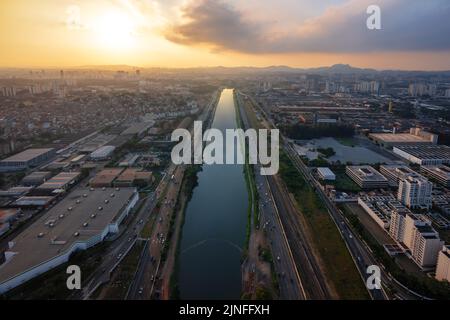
[1,0,450,70]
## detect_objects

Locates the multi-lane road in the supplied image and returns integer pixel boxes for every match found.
[127,165,183,300]
[78,169,171,299]
[236,92,315,300]
[238,91,389,300]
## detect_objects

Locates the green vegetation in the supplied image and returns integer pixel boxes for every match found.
[170,164,203,300]
[282,124,354,140]
[278,151,369,299]
[340,205,450,299]
[234,91,260,250]
[307,157,329,167]
[101,241,144,299]
[317,147,336,158]
[330,172,361,193]
[255,286,273,299]
[183,165,202,201]
[140,212,157,238]
[336,137,356,147]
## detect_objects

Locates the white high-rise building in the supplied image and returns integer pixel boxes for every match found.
[409,83,437,97]
[436,246,450,282]
[389,210,443,268]
[397,176,432,209]
[389,208,410,244]
[410,225,443,268]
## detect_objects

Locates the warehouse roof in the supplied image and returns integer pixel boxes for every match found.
[0,187,136,285]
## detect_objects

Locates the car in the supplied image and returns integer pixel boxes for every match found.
[277,256,281,261]
[138,287,143,294]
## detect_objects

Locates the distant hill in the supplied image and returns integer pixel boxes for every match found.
[6,64,449,75]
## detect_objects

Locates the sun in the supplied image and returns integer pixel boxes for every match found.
[93,10,137,50]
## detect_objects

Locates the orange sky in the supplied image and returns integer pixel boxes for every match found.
[1,0,449,70]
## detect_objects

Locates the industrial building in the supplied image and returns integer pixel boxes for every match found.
[0,186,33,198]
[114,168,154,187]
[316,167,336,181]
[345,166,389,189]
[369,128,438,148]
[21,171,53,186]
[89,168,124,188]
[0,187,139,294]
[36,172,81,194]
[420,165,450,188]
[0,208,20,223]
[397,176,433,209]
[78,134,116,153]
[90,145,116,161]
[393,145,450,166]
[357,196,395,229]
[436,246,450,282]
[379,164,423,187]
[0,148,55,172]
[14,196,55,207]
[120,121,154,137]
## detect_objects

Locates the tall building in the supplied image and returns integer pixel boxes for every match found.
[409,83,436,97]
[397,175,433,209]
[389,210,443,268]
[389,209,409,244]
[1,87,16,97]
[436,246,450,282]
[410,225,443,268]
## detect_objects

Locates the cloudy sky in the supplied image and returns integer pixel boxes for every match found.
[1,0,449,69]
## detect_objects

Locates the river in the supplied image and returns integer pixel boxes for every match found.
[177,88,249,299]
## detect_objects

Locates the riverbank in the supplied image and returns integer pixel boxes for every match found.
[159,90,221,299]
[234,90,279,300]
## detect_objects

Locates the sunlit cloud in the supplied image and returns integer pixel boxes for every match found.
[164,0,450,53]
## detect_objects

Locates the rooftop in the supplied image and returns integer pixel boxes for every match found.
[37,172,81,190]
[394,145,450,159]
[0,187,136,285]
[90,168,124,186]
[369,133,431,143]
[0,148,54,163]
[347,165,388,182]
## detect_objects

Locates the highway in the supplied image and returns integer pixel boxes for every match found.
[283,141,387,300]
[237,90,390,299]
[254,163,306,299]
[126,166,183,300]
[77,168,171,300]
[236,92,309,300]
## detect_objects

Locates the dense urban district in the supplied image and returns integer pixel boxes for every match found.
[0,64,450,300]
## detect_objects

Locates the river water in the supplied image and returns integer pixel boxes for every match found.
[177,89,249,299]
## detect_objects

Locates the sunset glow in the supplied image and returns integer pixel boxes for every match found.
[0,0,450,69]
